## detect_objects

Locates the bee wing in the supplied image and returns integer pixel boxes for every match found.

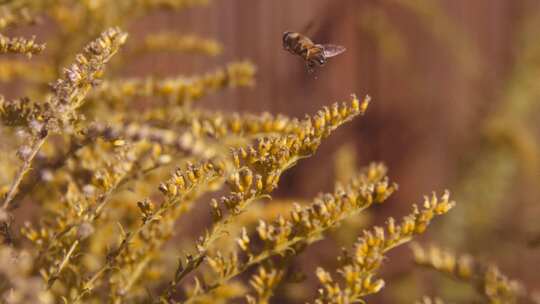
[321,44,346,58]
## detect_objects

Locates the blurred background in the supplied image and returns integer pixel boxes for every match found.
[2,0,540,302]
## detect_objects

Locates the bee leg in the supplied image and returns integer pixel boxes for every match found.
[305,48,312,60]
[306,61,315,73]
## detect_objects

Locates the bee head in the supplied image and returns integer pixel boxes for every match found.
[282,31,292,43]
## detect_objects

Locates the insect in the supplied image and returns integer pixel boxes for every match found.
[282,31,346,72]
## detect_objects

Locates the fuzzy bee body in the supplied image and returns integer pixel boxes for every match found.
[282,31,346,71]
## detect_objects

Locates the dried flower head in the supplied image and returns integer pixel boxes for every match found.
[411,243,534,304]
[313,192,455,303]
[0,34,44,57]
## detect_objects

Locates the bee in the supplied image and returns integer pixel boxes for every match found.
[282,31,346,72]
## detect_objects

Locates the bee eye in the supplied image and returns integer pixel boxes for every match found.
[282,32,290,41]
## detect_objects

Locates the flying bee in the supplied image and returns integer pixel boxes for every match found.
[282,31,346,72]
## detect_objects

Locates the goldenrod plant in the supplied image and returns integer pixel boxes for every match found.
[411,243,538,304]
[3,1,537,304]
[0,34,44,57]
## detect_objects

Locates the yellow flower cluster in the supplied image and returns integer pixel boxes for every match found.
[70,156,225,301]
[20,140,157,288]
[411,243,532,304]
[0,96,44,127]
[141,32,222,56]
[1,27,128,212]
[89,121,219,159]
[142,107,302,142]
[47,27,128,128]
[0,34,44,57]
[178,162,392,303]
[246,265,286,304]
[91,61,255,107]
[314,192,455,304]
[158,95,368,302]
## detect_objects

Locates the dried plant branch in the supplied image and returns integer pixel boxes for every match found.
[73,158,226,302]
[179,162,392,303]
[21,142,153,287]
[0,34,44,57]
[88,121,221,159]
[1,27,127,212]
[1,136,46,210]
[245,261,289,304]
[160,95,370,302]
[411,243,538,304]
[90,61,255,109]
[313,192,455,303]
[138,32,222,56]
